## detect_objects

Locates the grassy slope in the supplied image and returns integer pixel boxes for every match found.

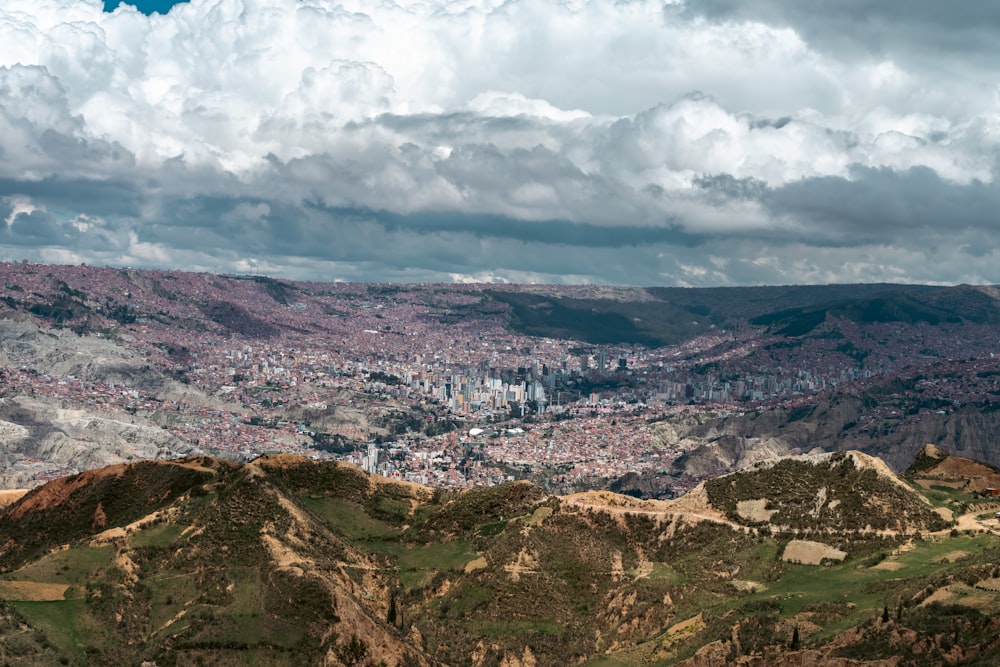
[0,456,998,666]
[486,291,714,346]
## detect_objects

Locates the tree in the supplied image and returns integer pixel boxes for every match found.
[337,635,369,667]
[387,595,398,626]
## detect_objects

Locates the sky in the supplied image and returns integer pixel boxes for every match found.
[102,0,186,14]
[2,1,1000,286]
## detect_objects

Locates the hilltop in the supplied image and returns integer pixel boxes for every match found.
[0,449,998,665]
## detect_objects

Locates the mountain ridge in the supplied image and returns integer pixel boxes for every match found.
[0,448,997,665]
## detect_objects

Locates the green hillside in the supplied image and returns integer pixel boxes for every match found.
[486,291,715,346]
[0,451,997,665]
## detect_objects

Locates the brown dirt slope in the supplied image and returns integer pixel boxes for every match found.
[0,458,223,568]
[908,443,1000,492]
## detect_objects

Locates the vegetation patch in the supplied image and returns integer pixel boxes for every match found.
[300,496,400,541]
[130,523,187,549]
[486,290,713,346]
[2,545,113,586]
[393,540,479,592]
[474,619,565,638]
[8,599,89,662]
[430,482,547,533]
[705,454,949,533]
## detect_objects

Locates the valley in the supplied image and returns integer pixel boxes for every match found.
[2,263,1000,500]
[1,263,1000,663]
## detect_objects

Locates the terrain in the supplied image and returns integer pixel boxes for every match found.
[2,261,1000,500]
[0,447,997,665]
[658,392,1000,475]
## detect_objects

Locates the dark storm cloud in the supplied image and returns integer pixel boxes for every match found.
[1,209,78,246]
[686,0,1000,58]
[308,206,705,249]
[763,166,1000,244]
[369,111,541,137]
[132,190,703,263]
[694,174,770,205]
[0,177,142,218]
[140,195,315,254]
[35,130,135,170]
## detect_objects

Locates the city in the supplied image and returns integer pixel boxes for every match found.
[3,262,1000,496]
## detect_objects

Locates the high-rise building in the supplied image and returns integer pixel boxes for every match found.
[364,442,379,473]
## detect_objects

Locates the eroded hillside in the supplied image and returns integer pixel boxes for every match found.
[0,451,997,665]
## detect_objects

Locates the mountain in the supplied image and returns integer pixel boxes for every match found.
[749,284,1000,336]
[0,450,998,665]
[648,365,1000,489]
[487,283,987,347]
[907,443,1000,493]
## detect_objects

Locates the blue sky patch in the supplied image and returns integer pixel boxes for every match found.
[103,0,186,15]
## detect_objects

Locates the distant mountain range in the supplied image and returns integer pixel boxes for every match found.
[490,282,990,346]
[4,262,996,347]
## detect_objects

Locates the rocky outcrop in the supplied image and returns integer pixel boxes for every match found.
[661,395,1000,482]
[0,396,199,487]
[861,405,1000,471]
[659,397,863,479]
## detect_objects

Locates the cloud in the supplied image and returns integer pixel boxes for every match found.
[686,0,1000,61]
[763,166,1000,244]
[0,0,998,286]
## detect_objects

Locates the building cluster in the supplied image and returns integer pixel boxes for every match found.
[2,262,1000,493]
[341,410,694,493]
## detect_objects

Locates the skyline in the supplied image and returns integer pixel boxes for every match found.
[3,1,1000,286]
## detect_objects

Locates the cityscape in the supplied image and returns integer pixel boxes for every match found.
[5,0,1000,664]
[3,262,1000,497]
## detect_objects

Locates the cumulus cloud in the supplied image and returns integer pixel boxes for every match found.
[0,0,999,285]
